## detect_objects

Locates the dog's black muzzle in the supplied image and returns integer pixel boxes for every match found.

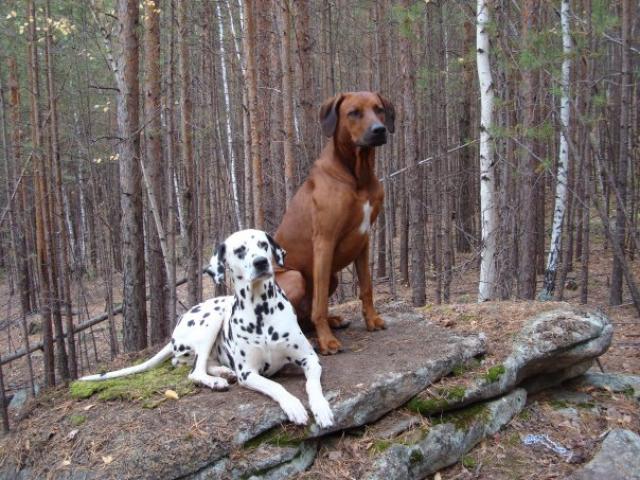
[359,123,387,147]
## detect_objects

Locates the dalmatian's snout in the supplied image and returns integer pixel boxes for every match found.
[252,255,272,280]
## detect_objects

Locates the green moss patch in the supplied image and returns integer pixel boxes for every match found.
[407,385,466,416]
[409,449,424,464]
[69,414,87,426]
[244,426,306,449]
[431,403,489,431]
[69,361,196,408]
[483,364,506,383]
[370,439,393,454]
[462,455,477,469]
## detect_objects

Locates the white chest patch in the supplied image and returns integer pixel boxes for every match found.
[359,201,373,234]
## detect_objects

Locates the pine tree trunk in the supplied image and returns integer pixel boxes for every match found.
[178,0,200,306]
[44,0,71,380]
[610,0,631,305]
[144,0,170,344]
[243,0,264,229]
[518,0,539,299]
[400,3,425,306]
[116,0,148,352]
[27,0,55,386]
[278,0,296,203]
[6,58,33,315]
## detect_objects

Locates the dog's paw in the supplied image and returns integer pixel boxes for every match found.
[207,366,237,383]
[327,315,351,330]
[311,398,334,429]
[190,373,229,391]
[317,334,343,355]
[280,396,309,425]
[365,314,386,331]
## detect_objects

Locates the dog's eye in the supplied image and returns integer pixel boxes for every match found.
[374,106,384,115]
[347,109,361,118]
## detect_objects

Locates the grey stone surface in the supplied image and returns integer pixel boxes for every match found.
[0,312,484,480]
[522,359,593,394]
[412,309,612,414]
[569,429,640,480]
[247,441,319,480]
[366,389,527,480]
[570,372,640,400]
[190,444,302,479]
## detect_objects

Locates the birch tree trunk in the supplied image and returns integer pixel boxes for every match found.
[477,0,498,302]
[540,0,572,299]
[216,1,242,230]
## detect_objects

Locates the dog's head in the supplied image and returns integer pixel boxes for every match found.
[320,91,395,148]
[206,229,286,286]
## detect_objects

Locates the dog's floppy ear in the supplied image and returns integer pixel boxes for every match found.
[319,94,344,138]
[207,242,226,284]
[266,233,286,267]
[376,93,395,134]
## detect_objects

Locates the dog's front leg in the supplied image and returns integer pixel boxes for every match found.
[293,340,334,428]
[354,239,386,331]
[239,370,309,425]
[312,236,342,354]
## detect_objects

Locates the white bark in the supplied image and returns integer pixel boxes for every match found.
[541,0,572,299]
[216,1,242,229]
[477,0,498,302]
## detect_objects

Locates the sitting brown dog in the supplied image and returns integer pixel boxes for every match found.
[275,91,395,354]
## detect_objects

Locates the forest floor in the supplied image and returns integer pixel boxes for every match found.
[0,231,638,479]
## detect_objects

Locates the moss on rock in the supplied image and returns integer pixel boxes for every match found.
[483,364,506,383]
[69,362,196,408]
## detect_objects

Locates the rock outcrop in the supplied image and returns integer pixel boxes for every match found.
[0,305,613,480]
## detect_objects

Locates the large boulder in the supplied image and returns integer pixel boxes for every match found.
[366,389,527,480]
[407,308,612,415]
[569,429,640,480]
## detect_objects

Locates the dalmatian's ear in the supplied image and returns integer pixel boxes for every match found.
[266,233,286,267]
[207,242,226,284]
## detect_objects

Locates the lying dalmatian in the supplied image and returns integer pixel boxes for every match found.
[80,229,334,428]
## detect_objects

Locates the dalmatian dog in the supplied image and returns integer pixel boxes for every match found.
[80,229,334,428]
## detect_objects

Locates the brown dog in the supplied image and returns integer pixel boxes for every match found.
[275,91,395,354]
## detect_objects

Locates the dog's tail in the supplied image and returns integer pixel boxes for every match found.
[79,343,173,381]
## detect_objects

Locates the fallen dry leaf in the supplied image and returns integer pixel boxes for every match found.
[434,473,442,480]
[165,390,179,400]
[67,429,79,440]
[83,404,95,411]
[61,459,71,466]
[102,455,113,465]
